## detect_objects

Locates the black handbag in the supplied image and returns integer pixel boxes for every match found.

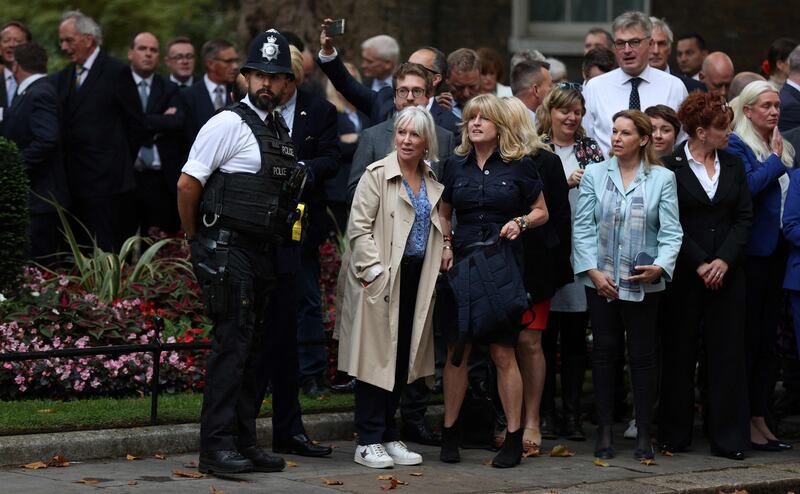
[447,235,530,366]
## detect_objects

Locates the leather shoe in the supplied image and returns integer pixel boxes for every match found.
[239,445,285,472]
[273,433,332,457]
[301,376,327,398]
[540,413,559,440]
[714,449,745,460]
[198,450,254,474]
[402,422,441,446]
[768,439,793,450]
[752,440,782,452]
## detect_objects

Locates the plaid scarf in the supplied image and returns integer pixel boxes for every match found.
[597,173,647,302]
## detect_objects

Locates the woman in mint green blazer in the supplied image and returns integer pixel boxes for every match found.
[572,110,683,461]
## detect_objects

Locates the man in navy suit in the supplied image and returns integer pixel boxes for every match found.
[164,37,196,88]
[54,10,144,251]
[128,32,185,234]
[779,46,800,132]
[0,21,31,135]
[649,18,705,93]
[3,42,70,263]
[181,39,239,142]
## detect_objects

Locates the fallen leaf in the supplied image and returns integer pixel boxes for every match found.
[48,455,70,467]
[173,469,207,479]
[37,408,56,414]
[409,472,423,477]
[640,458,656,466]
[482,459,492,465]
[377,475,394,480]
[659,448,674,457]
[594,458,609,467]
[381,478,399,491]
[126,454,139,461]
[73,479,100,484]
[210,486,225,494]
[322,478,343,485]
[154,452,167,460]
[286,461,299,468]
[549,445,576,457]
[128,480,138,486]
[21,461,47,469]
[184,461,198,468]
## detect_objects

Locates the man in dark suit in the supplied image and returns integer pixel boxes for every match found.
[317,22,459,134]
[649,17,705,93]
[360,34,399,92]
[181,39,239,143]
[250,41,338,458]
[0,21,31,135]
[164,37,195,88]
[3,42,70,263]
[128,32,185,234]
[54,10,144,251]
[779,46,800,132]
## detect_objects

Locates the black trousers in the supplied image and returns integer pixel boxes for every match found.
[541,311,589,416]
[29,212,62,266]
[69,195,114,252]
[134,170,180,234]
[658,266,749,453]
[745,253,786,417]
[192,237,276,452]
[587,288,660,429]
[355,258,422,445]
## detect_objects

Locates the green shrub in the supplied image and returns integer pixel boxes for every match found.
[0,138,30,294]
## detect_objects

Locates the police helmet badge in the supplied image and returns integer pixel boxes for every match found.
[261,35,280,62]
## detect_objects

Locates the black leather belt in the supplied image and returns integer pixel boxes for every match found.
[197,228,273,252]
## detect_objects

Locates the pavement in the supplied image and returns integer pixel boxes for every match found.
[2,408,800,493]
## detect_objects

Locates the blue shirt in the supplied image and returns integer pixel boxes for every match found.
[402,177,432,258]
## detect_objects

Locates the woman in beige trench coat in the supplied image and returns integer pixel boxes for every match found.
[335,107,444,469]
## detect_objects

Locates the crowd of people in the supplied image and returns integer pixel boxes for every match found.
[3,8,800,475]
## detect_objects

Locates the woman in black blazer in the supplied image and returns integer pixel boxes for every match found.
[658,92,753,460]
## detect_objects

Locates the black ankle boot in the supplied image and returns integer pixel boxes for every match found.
[440,421,461,463]
[594,425,614,459]
[634,425,654,460]
[492,428,523,468]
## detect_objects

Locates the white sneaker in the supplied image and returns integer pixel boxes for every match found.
[354,443,394,468]
[624,419,638,439]
[382,440,423,465]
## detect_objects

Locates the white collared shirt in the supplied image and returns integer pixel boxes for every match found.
[691,72,701,81]
[786,78,800,93]
[77,46,101,86]
[170,74,193,87]
[182,94,269,185]
[203,74,226,106]
[583,65,688,156]
[279,88,297,137]
[370,75,393,92]
[131,71,161,168]
[15,73,46,96]
[684,144,720,200]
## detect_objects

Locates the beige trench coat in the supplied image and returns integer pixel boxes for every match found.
[334,152,444,392]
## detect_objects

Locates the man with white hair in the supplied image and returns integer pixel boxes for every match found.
[54,10,144,251]
[360,34,399,92]
[582,11,688,155]
[648,17,705,93]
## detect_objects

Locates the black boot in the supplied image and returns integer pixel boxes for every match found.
[440,420,462,463]
[634,425,654,460]
[594,425,614,459]
[540,411,559,439]
[561,354,586,441]
[492,428,523,468]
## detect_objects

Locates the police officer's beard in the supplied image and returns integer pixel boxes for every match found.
[251,88,280,112]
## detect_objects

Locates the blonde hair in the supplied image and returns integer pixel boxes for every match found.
[289,45,304,83]
[731,80,794,167]
[326,62,361,112]
[501,97,550,155]
[611,110,663,170]
[392,106,439,163]
[536,84,586,139]
[455,93,527,161]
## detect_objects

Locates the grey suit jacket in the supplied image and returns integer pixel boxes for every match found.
[347,118,455,201]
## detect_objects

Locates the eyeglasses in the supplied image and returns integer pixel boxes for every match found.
[613,37,650,50]
[168,54,195,61]
[557,81,582,92]
[396,87,426,98]
[214,57,240,65]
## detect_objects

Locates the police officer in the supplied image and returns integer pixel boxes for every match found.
[177,29,308,475]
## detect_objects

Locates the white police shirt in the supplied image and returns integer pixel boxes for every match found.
[182,95,273,186]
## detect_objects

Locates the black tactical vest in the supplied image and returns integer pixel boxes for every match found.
[199,102,302,242]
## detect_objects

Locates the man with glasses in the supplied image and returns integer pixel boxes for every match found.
[165,37,196,88]
[582,11,687,156]
[181,39,239,141]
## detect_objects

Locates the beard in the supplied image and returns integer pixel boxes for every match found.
[249,87,281,112]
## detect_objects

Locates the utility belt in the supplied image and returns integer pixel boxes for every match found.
[197,227,274,253]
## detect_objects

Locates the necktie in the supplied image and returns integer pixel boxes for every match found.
[7,75,16,106]
[213,85,224,110]
[628,77,642,110]
[74,65,85,90]
[138,80,155,167]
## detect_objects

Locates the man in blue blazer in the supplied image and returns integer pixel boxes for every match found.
[54,11,144,251]
[784,169,800,356]
[779,47,800,132]
[3,42,70,262]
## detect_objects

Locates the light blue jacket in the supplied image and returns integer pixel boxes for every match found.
[572,158,683,294]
